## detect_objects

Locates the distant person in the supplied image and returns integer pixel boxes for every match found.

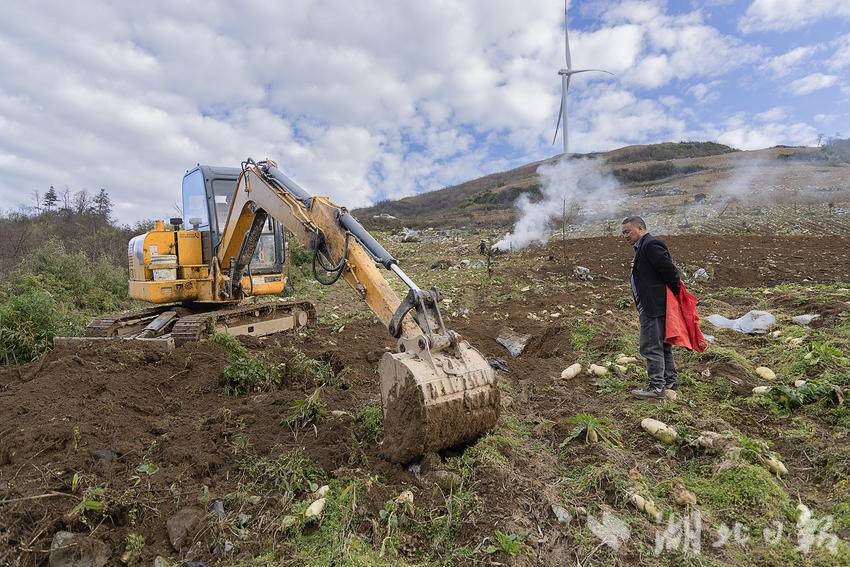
[621,216,680,400]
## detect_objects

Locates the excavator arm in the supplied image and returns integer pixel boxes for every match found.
[215,159,500,462]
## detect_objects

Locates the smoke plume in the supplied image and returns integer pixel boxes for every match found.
[494,157,620,251]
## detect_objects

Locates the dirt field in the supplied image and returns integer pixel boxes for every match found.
[2,232,849,566]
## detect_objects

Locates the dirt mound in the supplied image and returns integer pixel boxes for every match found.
[0,330,411,565]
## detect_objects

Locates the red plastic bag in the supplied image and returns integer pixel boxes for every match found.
[666,281,707,352]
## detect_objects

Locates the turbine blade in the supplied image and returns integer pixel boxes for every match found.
[564,0,571,69]
[552,92,564,145]
[567,68,615,76]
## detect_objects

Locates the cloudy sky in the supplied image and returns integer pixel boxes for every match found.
[1,0,848,223]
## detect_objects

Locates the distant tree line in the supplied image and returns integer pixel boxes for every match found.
[779,137,850,164]
[0,187,154,274]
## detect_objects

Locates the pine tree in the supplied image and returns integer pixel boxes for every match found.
[93,188,113,221]
[42,186,59,211]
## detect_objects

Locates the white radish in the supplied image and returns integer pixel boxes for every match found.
[641,418,678,445]
[628,491,662,522]
[755,367,776,381]
[311,485,330,500]
[304,498,326,519]
[752,386,770,395]
[588,364,608,377]
[763,456,787,476]
[560,363,582,379]
[695,431,727,453]
[616,355,638,365]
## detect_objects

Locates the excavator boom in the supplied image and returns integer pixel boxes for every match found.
[216,159,500,461]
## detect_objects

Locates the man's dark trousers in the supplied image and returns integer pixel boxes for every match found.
[639,312,677,391]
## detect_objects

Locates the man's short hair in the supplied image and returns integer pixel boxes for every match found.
[621,215,646,229]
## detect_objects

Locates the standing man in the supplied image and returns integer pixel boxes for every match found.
[621,216,681,400]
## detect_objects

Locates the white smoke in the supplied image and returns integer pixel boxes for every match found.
[494,157,620,251]
[714,154,775,203]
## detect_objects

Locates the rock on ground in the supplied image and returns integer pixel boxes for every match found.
[49,532,110,567]
[166,506,206,550]
[496,329,531,357]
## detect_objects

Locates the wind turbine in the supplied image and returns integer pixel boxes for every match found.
[553,0,613,154]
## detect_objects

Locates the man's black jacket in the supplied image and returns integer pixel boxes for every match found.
[632,234,680,318]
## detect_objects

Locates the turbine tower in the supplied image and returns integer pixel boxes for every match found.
[553,0,613,154]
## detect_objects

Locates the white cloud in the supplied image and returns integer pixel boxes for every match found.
[740,0,850,33]
[602,3,762,89]
[687,82,721,104]
[827,34,850,71]
[762,46,819,78]
[660,95,682,107]
[754,107,788,122]
[0,0,570,220]
[788,73,839,95]
[568,84,688,152]
[711,114,818,148]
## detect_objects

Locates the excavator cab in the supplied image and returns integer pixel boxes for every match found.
[181,165,284,275]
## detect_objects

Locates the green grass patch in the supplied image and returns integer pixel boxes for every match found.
[237,447,325,495]
[285,347,340,386]
[210,333,284,395]
[685,463,789,523]
[570,321,601,352]
[357,403,384,443]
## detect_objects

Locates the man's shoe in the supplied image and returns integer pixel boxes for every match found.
[666,383,678,391]
[631,387,665,400]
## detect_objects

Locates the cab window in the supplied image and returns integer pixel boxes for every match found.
[211,178,276,272]
[182,170,210,230]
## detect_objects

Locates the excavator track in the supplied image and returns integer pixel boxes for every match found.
[170,300,316,345]
[84,306,177,338]
[77,301,316,347]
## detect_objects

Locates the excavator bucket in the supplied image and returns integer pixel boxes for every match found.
[379,338,500,463]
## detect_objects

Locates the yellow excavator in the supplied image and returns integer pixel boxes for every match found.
[60,158,499,462]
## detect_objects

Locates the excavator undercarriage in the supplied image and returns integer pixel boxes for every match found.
[55,301,316,351]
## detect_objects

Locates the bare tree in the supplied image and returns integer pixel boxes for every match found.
[60,186,73,212]
[73,190,92,215]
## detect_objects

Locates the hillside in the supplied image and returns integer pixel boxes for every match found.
[353,142,848,230]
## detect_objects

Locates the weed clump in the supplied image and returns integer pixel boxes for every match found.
[238,447,325,494]
[285,388,328,432]
[357,403,384,443]
[285,347,338,386]
[688,463,788,521]
[0,286,80,364]
[570,321,601,352]
[560,413,622,447]
[210,333,283,395]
